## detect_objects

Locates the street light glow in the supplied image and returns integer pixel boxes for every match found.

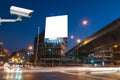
[82,20,88,26]
[76,39,81,43]
[114,44,118,48]
[28,46,33,50]
[70,35,74,39]
[0,42,3,46]
[83,40,88,45]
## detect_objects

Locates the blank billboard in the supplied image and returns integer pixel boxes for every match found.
[45,15,68,38]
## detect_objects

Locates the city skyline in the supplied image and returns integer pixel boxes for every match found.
[0,0,120,52]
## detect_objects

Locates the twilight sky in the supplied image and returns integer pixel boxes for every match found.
[0,0,120,52]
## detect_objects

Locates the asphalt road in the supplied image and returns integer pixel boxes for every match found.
[0,71,119,80]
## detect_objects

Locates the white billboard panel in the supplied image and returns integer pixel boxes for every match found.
[45,15,68,38]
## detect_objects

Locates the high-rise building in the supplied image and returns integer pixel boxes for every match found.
[34,31,67,66]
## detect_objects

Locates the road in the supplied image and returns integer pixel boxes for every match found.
[0,66,120,80]
[0,70,120,80]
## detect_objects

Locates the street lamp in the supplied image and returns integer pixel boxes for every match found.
[76,38,81,43]
[28,46,33,50]
[70,35,74,39]
[27,45,33,64]
[82,19,88,26]
[0,42,3,46]
[113,44,118,48]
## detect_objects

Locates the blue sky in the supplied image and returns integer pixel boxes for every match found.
[0,0,120,52]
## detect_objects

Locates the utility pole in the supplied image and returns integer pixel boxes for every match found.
[34,27,40,66]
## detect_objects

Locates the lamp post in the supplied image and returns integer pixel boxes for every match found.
[34,27,40,66]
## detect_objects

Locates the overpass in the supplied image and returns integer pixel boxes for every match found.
[67,18,120,65]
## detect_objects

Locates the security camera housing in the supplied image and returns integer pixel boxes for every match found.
[0,6,34,24]
[10,6,34,18]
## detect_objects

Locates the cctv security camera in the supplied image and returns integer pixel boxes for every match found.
[0,6,34,24]
[10,6,34,18]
